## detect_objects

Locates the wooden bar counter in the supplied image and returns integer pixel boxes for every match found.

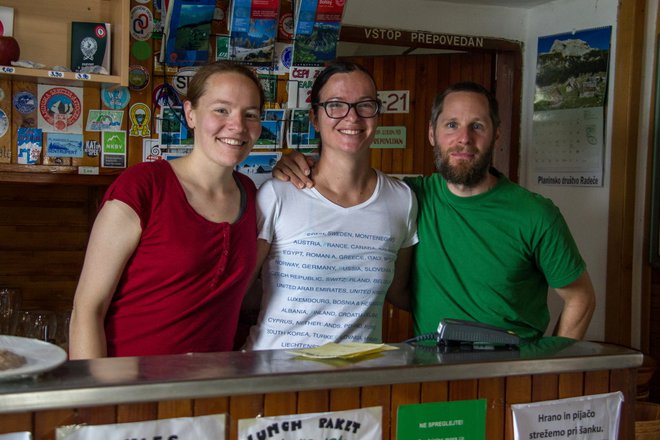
[0,340,643,439]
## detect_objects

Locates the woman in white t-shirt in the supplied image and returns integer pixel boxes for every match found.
[244,61,418,350]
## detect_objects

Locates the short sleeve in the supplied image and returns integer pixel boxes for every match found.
[101,162,158,230]
[256,179,279,243]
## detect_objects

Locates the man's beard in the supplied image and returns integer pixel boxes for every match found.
[433,141,494,187]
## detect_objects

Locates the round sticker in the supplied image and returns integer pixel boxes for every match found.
[281,45,293,70]
[128,65,150,91]
[0,109,8,138]
[171,67,198,97]
[279,12,293,41]
[101,85,131,110]
[13,91,37,114]
[38,87,82,129]
[131,5,154,41]
[131,40,152,61]
[152,83,180,110]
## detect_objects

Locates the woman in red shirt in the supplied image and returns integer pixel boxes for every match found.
[69,62,264,358]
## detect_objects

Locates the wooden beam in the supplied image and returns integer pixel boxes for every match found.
[605,0,647,345]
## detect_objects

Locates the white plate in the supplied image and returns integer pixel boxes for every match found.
[0,335,67,380]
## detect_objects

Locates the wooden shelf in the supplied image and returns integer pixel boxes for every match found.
[0,164,119,185]
[0,65,124,87]
[2,0,129,87]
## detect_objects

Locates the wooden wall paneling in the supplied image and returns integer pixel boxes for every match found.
[558,372,584,398]
[584,370,610,395]
[330,387,361,411]
[402,56,417,174]
[368,57,384,171]
[448,378,478,401]
[388,56,407,174]
[228,394,265,439]
[531,373,559,402]
[158,399,193,419]
[116,402,158,422]
[0,79,12,164]
[610,368,636,440]
[33,409,77,440]
[297,389,329,413]
[360,384,391,439]
[379,57,396,174]
[73,405,117,427]
[194,396,230,416]
[421,380,449,403]
[478,377,505,440]
[494,50,522,182]
[390,383,421,440]
[264,391,297,416]
[0,184,89,311]
[413,56,434,175]
[504,375,532,440]
[0,412,32,434]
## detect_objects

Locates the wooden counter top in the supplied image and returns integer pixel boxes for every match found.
[0,339,642,414]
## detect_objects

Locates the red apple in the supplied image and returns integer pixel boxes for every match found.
[0,36,20,66]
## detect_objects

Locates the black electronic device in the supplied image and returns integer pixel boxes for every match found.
[436,318,520,348]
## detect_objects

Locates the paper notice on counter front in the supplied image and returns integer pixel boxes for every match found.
[238,406,381,440]
[511,391,622,439]
[56,414,225,439]
[0,432,31,440]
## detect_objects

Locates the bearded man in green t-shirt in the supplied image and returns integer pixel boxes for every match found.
[273,81,596,342]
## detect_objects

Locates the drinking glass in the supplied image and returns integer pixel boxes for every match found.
[0,287,22,335]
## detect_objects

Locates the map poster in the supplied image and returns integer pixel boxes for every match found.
[532,26,611,187]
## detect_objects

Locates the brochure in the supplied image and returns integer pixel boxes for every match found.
[292,0,345,66]
[162,0,216,66]
[228,0,280,66]
[70,22,112,73]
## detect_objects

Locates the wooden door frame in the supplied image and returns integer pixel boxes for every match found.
[339,25,523,181]
[606,0,646,348]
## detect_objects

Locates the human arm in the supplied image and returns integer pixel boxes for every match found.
[68,200,142,359]
[272,151,317,188]
[240,239,272,316]
[385,246,414,311]
[552,270,596,339]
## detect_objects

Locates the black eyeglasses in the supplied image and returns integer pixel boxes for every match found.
[315,99,381,119]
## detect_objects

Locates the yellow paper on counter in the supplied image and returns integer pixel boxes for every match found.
[287,342,397,359]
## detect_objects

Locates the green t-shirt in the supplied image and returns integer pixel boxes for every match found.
[405,171,585,341]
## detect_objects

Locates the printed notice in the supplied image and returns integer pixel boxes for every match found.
[56,414,225,439]
[397,399,486,440]
[239,407,382,440]
[511,391,623,439]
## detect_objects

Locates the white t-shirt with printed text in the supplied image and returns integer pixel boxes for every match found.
[245,170,418,350]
